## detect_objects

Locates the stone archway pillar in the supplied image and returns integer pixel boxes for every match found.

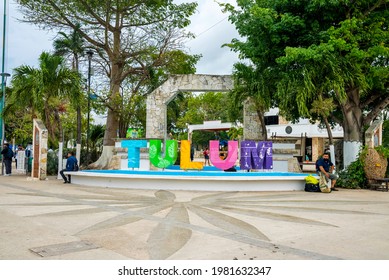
[243,98,264,140]
[146,88,166,139]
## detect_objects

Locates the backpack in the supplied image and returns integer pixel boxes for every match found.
[304,183,321,192]
[6,148,14,159]
[73,162,79,171]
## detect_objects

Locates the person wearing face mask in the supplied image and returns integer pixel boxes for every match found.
[316,152,339,191]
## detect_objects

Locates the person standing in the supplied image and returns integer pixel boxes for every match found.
[59,151,78,183]
[1,143,14,176]
[190,145,195,162]
[203,147,210,166]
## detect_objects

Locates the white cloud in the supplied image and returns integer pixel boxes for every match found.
[5,0,55,74]
[183,0,240,74]
[2,0,240,76]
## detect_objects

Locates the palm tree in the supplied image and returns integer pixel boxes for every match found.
[53,24,86,161]
[10,52,81,145]
[53,23,85,71]
[5,65,41,120]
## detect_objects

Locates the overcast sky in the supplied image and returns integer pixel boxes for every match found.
[2,0,241,78]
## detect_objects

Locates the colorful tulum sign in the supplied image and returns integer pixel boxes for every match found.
[121,140,273,171]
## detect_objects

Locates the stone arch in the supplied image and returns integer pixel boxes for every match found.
[145,74,263,140]
[146,74,233,139]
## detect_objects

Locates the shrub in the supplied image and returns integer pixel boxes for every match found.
[47,151,58,175]
[337,157,367,189]
[374,146,389,176]
[337,146,389,189]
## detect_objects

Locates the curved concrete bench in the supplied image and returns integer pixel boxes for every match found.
[66,170,308,192]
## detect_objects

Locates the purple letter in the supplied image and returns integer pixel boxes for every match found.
[240,141,262,170]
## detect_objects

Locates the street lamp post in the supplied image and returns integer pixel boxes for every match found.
[1,0,9,175]
[86,50,93,165]
[1,72,10,175]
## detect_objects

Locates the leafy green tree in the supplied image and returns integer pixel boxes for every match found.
[85,124,105,164]
[310,96,336,145]
[17,0,198,168]
[230,63,274,140]
[167,91,189,136]
[176,92,235,129]
[53,23,87,158]
[8,52,81,145]
[223,0,389,165]
[1,87,33,145]
[169,91,241,146]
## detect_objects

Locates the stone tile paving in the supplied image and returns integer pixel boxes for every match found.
[1,175,389,260]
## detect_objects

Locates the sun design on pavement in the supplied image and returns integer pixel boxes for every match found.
[5,184,381,259]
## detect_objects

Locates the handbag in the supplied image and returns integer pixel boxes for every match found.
[319,172,331,193]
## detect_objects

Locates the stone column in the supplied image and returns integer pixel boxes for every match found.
[243,98,264,140]
[146,88,165,139]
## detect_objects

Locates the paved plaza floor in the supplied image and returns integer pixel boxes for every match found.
[1,174,389,260]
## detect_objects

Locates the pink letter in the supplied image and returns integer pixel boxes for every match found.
[209,140,238,170]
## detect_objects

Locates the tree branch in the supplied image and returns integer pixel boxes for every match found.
[361,92,382,108]
[364,0,386,16]
[364,94,389,125]
[78,0,114,32]
[44,0,107,50]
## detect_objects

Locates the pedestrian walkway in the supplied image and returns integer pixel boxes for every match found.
[1,175,389,260]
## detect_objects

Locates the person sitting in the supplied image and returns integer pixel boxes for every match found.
[220,152,237,172]
[316,152,339,191]
[60,151,78,184]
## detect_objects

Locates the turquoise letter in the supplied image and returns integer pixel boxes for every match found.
[121,140,147,168]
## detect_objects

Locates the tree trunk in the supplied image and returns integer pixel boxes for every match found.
[341,88,363,142]
[341,88,364,168]
[88,145,115,170]
[89,107,119,169]
[323,117,333,145]
[53,108,63,143]
[89,60,122,169]
[119,117,128,138]
[44,103,56,142]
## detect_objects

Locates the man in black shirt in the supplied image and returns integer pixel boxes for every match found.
[316,152,339,191]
